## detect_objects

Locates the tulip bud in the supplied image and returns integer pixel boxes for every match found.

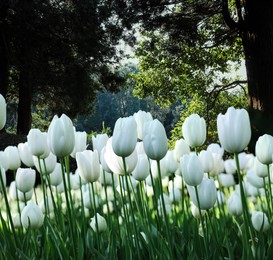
[224,159,236,175]
[191,203,206,218]
[132,154,150,181]
[251,211,270,232]
[92,134,109,157]
[21,201,44,229]
[112,116,137,157]
[210,153,225,177]
[49,163,63,186]
[217,107,251,153]
[255,134,273,165]
[173,138,190,163]
[164,150,179,174]
[0,94,6,130]
[47,114,75,158]
[70,131,87,158]
[218,173,235,188]
[133,110,153,140]
[254,157,268,178]
[4,146,21,171]
[198,150,214,173]
[182,114,206,148]
[18,143,35,167]
[90,213,107,233]
[227,191,242,216]
[104,138,137,175]
[15,168,36,193]
[0,151,8,171]
[33,152,57,174]
[187,178,217,210]
[246,168,264,189]
[207,143,224,157]
[76,150,100,183]
[27,129,50,158]
[180,154,204,186]
[143,119,168,160]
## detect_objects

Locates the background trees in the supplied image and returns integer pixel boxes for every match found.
[1,0,272,149]
[0,0,127,134]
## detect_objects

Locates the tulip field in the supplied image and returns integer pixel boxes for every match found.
[1,98,273,259]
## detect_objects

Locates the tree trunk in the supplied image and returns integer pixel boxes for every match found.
[241,1,273,151]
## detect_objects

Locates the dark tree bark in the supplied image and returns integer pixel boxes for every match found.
[223,0,273,151]
[241,1,273,151]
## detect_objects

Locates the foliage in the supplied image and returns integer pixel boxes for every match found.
[170,90,248,149]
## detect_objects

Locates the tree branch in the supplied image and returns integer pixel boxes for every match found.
[221,0,239,30]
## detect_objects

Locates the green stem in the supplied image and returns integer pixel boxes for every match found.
[60,157,77,259]
[194,185,209,259]
[266,164,273,217]
[156,160,173,257]
[0,169,19,247]
[90,182,100,252]
[234,153,254,259]
[122,157,141,259]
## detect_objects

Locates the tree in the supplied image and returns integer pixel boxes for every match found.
[0,0,127,134]
[114,0,273,150]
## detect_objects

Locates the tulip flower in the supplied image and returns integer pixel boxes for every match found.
[216,190,226,205]
[15,168,36,193]
[254,157,268,178]
[49,163,63,186]
[251,211,270,232]
[21,201,44,229]
[92,133,109,157]
[133,110,153,140]
[255,134,273,165]
[191,203,206,218]
[100,147,112,173]
[76,150,100,183]
[210,153,225,177]
[246,168,264,189]
[198,150,214,173]
[0,94,6,130]
[173,138,190,163]
[70,130,87,158]
[207,143,224,157]
[164,150,179,174]
[224,159,236,175]
[0,151,9,171]
[143,119,168,160]
[47,114,75,158]
[132,153,150,181]
[218,173,235,187]
[27,129,50,158]
[180,154,204,186]
[18,142,35,167]
[151,159,168,179]
[90,213,107,233]
[4,146,21,171]
[227,191,242,216]
[217,107,251,153]
[104,138,137,175]
[112,116,137,158]
[182,114,206,148]
[18,188,34,202]
[99,166,113,185]
[187,178,217,210]
[33,152,57,174]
